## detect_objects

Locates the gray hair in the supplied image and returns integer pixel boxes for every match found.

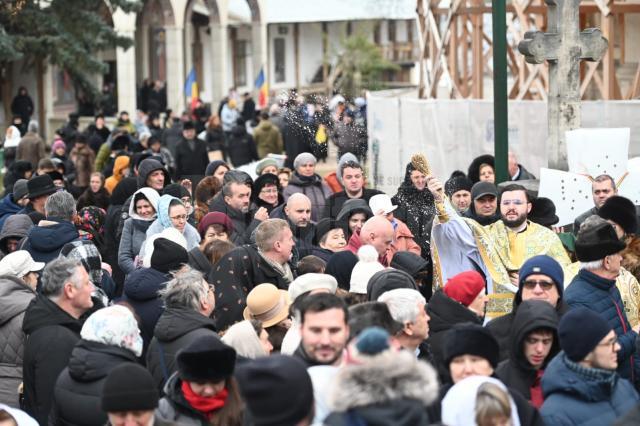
[377,288,426,324]
[579,259,605,271]
[41,257,83,299]
[593,174,616,191]
[28,120,39,133]
[159,266,207,311]
[45,190,76,221]
[255,218,289,252]
[221,170,251,198]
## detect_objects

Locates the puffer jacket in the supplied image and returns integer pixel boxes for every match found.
[50,340,138,426]
[104,155,130,194]
[541,352,640,425]
[426,289,482,380]
[147,308,218,392]
[0,193,22,231]
[0,213,33,254]
[21,219,79,263]
[565,268,640,383]
[121,267,170,348]
[22,295,82,425]
[283,172,332,222]
[324,350,439,426]
[496,300,559,404]
[0,275,35,406]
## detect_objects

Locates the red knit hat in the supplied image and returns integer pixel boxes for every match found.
[443,271,485,306]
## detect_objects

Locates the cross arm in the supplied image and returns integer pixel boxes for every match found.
[518,30,560,64]
[579,28,608,61]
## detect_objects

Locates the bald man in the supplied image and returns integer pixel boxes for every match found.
[347,215,394,265]
[283,193,316,259]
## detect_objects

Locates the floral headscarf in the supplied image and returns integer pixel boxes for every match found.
[80,305,143,357]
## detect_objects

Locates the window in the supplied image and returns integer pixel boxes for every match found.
[234,40,247,87]
[274,38,286,83]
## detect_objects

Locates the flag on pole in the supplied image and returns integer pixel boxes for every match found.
[254,67,268,109]
[184,67,199,110]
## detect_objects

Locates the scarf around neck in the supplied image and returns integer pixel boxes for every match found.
[181,381,228,417]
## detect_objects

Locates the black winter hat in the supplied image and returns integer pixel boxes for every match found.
[163,183,191,200]
[468,154,495,184]
[325,250,358,290]
[366,269,418,301]
[27,174,57,199]
[150,238,188,274]
[102,363,159,412]
[470,181,498,201]
[529,197,559,227]
[445,174,473,197]
[443,323,500,368]
[390,252,429,277]
[598,195,638,235]
[236,355,313,426]
[182,120,196,130]
[315,218,348,244]
[111,134,131,151]
[559,307,612,362]
[335,199,373,222]
[177,335,236,382]
[575,221,626,262]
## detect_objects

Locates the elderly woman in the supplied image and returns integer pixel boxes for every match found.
[139,194,201,259]
[50,305,143,426]
[282,152,332,222]
[0,251,41,406]
[157,336,243,426]
[118,188,160,274]
[221,320,273,360]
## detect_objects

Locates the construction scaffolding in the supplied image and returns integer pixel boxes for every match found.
[415,0,640,100]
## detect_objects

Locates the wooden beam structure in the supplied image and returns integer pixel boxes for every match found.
[416,0,640,100]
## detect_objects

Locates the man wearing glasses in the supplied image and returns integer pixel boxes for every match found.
[428,180,570,319]
[541,307,640,424]
[564,216,640,387]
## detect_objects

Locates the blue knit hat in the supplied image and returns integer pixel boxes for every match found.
[516,255,564,304]
[559,307,612,362]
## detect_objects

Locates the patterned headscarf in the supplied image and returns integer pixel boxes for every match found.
[80,305,143,357]
[77,206,106,240]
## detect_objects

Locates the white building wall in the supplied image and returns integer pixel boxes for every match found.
[268,23,295,90]
[299,23,324,85]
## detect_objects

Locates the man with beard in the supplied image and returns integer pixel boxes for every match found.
[429,181,569,319]
[323,161,382,219]
[463,181,500,225]
[294,293,349,367]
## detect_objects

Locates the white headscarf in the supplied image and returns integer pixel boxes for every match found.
[80,305,143,357]
[221,320,267,359]
[4,126,21,148]
[442,375,520,426]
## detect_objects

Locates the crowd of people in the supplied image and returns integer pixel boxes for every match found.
[0,88,640,426]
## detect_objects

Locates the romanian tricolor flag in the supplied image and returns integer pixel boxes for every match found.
[255,67,268,109]
[184,67,199,110]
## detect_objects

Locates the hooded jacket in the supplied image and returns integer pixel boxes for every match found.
[253,119,284,159]
[283,172,332,222]
[21,219,79,263]
[0,213,32,254]
[137,158,170,189]
[22,295,82,425]
[141,195,201,255]
[118,188,160,274]
[427,289,482,379]
[496,300,559,404]
[208,192,260,245]
[0,193,23,231]
[0,275,35,407]
[391,163,437,256]
[104,155,130,194]
[541,352,640,426]
[147,308,218,392]
[324,350,439,426]
[121,267,170,349]
[463,201,501,225]
[50,340,138,426]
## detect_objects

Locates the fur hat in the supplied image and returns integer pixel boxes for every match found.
[445,174,473,197]
[177,335,236,382]
[443,323,500,368]
[350,245,386,294]
[598,195,638,235]
[27,175,57,199]
[529,197,560,227]
[443,271,485,307]
[559,307,612,362]
[467,154,495,183]
[575,220,626,262]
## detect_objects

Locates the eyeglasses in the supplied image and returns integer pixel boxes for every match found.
[598,337,618,351]
[501,199,526,206]
[261,188,278,194]
[522,280,555,291]
[170,214,188,222]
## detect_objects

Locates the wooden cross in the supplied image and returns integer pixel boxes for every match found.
[518,0,608,170]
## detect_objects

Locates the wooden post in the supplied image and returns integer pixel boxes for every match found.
[601,11,616,99]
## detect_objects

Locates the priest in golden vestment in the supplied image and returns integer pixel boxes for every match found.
[428,179,571,319]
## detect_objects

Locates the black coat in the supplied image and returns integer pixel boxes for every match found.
[188,247,212,276]
[121,267,170,349]
[174,138,209,179]
[495,300,559,402]
[208,192,261,245]
[22,295,82,425]
[323,188,383,220]
[50,341,138,426]
[487,299,569,362]
[426,289,482,380]
[210,245,293,331]
[226,124,258,167]
[147,307,218,393]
